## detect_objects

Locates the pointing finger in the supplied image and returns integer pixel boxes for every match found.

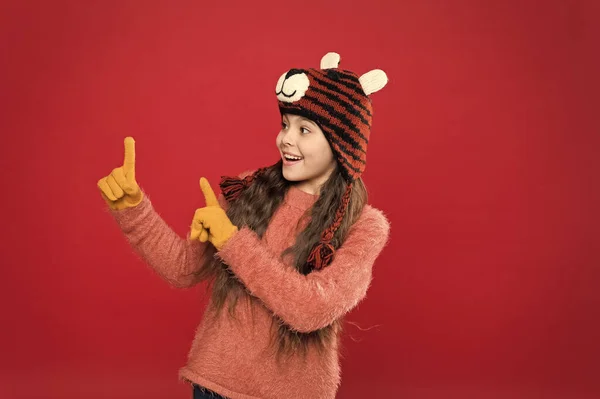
[123,137,136,181]
[199,177,219,207]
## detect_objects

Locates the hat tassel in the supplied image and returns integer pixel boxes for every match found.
[306,183,353,270]
[219,167,269,202]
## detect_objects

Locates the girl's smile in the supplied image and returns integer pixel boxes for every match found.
[282,150,304,166]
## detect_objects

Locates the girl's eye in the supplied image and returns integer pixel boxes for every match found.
[281,121,288,129]
[300,127,310,134]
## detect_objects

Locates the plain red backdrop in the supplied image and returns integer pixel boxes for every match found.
[1,0,598,398]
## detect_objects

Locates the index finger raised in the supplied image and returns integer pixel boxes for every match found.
[199,177,219,207]
[123,137,136,177]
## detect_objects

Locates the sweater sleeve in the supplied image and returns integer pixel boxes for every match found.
[108,191,229,289]
[216,205,391,333]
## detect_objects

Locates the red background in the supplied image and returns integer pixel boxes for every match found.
[1,1,598,398]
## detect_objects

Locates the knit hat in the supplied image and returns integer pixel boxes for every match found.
[220,52,388,270]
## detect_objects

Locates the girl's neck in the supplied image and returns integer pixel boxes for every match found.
[286,183,319,210]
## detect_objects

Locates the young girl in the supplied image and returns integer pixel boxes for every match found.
[97,52,390,399]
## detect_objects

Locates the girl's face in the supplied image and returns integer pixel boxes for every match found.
[276,113,337,195]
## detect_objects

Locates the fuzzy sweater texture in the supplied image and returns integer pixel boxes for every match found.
[108,183,390,399]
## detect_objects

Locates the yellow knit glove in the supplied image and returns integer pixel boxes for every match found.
[97,137,143,210]
[190,177,238,250]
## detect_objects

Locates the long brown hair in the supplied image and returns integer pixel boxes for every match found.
[193,158,367,363]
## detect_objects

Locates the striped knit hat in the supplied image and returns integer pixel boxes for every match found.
[220,52,388,270]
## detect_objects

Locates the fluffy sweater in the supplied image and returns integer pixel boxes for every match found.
[108,183,390,399]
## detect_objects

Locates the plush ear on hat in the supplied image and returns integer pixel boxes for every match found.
[359,69,388,95]
[321,52,341,69]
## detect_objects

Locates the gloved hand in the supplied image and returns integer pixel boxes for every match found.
[190,177,238,250]
[97,137,143,210]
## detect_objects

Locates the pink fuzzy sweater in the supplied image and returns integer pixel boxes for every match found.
[108,183,390,399]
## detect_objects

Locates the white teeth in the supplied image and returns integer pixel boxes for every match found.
[284,154,302,160]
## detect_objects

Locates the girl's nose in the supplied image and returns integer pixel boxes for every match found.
[282,131,295,146]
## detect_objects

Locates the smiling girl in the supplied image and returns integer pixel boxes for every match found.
[98,52,390,399]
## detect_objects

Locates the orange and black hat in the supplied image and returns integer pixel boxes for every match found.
[276,52,387,183]
[221,52,388,271]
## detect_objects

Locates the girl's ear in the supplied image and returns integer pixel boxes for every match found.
[359,69,388,95]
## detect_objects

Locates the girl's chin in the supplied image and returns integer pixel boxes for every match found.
[282,168,306,182]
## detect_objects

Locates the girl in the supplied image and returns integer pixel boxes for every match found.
[97,52,390,399]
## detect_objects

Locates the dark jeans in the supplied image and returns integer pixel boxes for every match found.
[192,383,229,399]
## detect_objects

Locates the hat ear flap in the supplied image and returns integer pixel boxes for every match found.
[359,69,388,95]
[321,52,341,69]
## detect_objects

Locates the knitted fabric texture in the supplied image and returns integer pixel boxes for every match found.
[108,186,390,399]
[220,52,388,271]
